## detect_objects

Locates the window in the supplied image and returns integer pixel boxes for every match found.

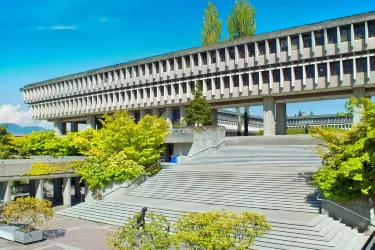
[162,61,167,72]
[135,67,139,77]
[174,84,179,94]
[269,39,276,54]
[207,80,212,90]
[262,71,269,83]
[306,65,315,78]
[177,58,182,70]
[356,58,367,73]
[354,23,365,40]
[153,87,157,96]
[283,68,291,81]
[146,88,150,98]
[182,83,186,93]
[280,38,288,52]
[193,54,198,67]
[155,63,159,74]
[242,74,249,86]
[210,51,216,64]
[202,53,207,65]
[238,45,244,59]
[291,36,299,50]
[272,70,280,82]
[340,26,351,42]
[190,81,195,91]
[371,57,375,71]
[233,75,239,87]
[258,42,265,56]
[315,31,324,46]
[327,28,337,44]
[318,63,327,77]
[224,77,229,88]
[252,73,259,85]
[369,21,375,37]
[185,56,190,68]
[218,49,224,62]
[169,59,174,71]
[160,86,164,96]
[343,60,353,74]
[294,67,303,80]
[214,78,220,89]
[248,44,255,57]
[148,64,152,74]
[167,85,171,95]
[140,90,143,99]
[229,47,235,60]
[330,61,340,76]
[303,33,312,48]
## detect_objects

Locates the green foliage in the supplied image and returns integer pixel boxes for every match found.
[1,197,54,232]
[107,212,171,250]
[75,152,144,190]
[312,97,375,200]
[338,97,355,118]
[11,135,31,158]
[201,2,222,46]
[228,0,256,40]
[0,125,15,159]
[185,82,212,126]
[26,162,75,176]
[173,210,271,250]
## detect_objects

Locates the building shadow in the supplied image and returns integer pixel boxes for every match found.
[43,229,66,240]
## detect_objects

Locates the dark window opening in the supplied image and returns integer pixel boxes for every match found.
[242,74,249,86]
[294,67,303,80]
[162,61,167,73]
[219,49,225,62]
[269,39,276,54]
[141,65,145,76]
[248,44,255,57]
[177,58,182,70]
[148,64,152,74]
[174,84,179,94]
[318,63,327,77]
[283,68,291,81]
[272,70,280,82]
[306,65,315,78]
[343,60,353,74]
[371,57,375,71]
[369,21,375,38]
[354,23,365,40]
[193,54,199,67]
[291,36,299,50]
[328,28,338,44]
[262,71,269,83]
[238,45,245,59]
[340,26,351,42]
[224,77,230,89]
[315,31,324,46]
[182,83,187,93]
[229,47,235,60]
[252,73,259,85]
[169,59,174,71]
[146,88,150,98]
[357,58,367,73]
[258,42,265,56]
[202,53,207,65]
[210,51,216,64]
[233,75,239,87]
[215,78,220,89]
[303,33,312,48]
[160,87,164,96]
[207,80,212,90]
[280,38,288,52]
[185,56,190,68]
[155,64,159,74]
[167,85,171,95]
[330,62,340,76]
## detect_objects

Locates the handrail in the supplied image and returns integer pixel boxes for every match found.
[102,174,147,197]
[188,138,226,159]
[317,191,374,225]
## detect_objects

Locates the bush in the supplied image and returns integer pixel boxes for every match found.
[107,212,171,250]
[172,210,271,250]
[25,162,75,176]
[1,197,54,232]
[312,97,375,200]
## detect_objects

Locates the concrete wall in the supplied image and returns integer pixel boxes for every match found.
[173,143,192,157]
[165,133,193,144]
[322,196,375,232]
[187,126,226,158]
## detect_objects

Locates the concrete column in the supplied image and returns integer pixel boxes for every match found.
[179,106,187,127]
[63,177,72,208]
[35,179,44,200]
[353,87,366,124]
[86,115,96,129]
[244,106,249,136]
[165,107,173,130]
[276,103,287,135]
[53,119,63,136]
[74,177,81,198]
[263,96,276,136]
[53,178,63,204]
[152,108,160,116]
[212,109,218,126]
[70,122,79,132]
[0,181,11,204]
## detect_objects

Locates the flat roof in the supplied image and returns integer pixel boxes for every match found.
[21,11,375,90]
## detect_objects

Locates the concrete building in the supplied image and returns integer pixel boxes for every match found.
[21,11,375,136]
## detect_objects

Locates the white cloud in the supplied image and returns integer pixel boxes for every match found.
[37,25,77,30]
[0,104,52,129]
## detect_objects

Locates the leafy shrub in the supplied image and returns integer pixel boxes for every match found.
[26,162,75,176]
[107,212,171,250]
[172,210,272,250]
[312,97,375,200]
[1,197,53,232]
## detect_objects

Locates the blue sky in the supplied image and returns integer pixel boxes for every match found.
[0,0,374,127]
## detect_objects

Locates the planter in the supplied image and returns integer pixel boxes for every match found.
[14,229,43,244]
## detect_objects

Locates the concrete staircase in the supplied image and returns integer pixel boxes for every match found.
[57,135,367,249]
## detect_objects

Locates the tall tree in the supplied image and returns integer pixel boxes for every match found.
[228,0,256,40]
[185,82,212,126]
[201,2,222,46]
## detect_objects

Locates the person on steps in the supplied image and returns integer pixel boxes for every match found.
[136,207,148,229]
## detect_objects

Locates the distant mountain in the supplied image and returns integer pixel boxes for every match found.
[0,123,48,135]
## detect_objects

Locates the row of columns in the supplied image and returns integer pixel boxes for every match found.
[0,177,83,208]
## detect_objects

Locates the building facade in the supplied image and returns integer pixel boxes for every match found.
[21,11,375,136]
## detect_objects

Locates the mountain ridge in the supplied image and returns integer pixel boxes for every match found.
[0,123,48,135]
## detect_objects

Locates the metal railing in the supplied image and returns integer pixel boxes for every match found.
[317,191,374,225]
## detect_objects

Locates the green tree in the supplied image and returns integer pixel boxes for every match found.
[309,111,314,116]
[227,0,256,40]
[338,98,355,118]
[312,97,375,200]
[107,212,171,250]
[201,2,222,45]
[0,125,15,159]
[185,82,212,126]
[172,210,271,250]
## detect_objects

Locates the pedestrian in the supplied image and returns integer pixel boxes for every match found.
[305,125,309,134]
[136,207,148,229]
[95,189,103,201]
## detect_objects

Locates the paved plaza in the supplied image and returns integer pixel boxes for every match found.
[0,214,117,250]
